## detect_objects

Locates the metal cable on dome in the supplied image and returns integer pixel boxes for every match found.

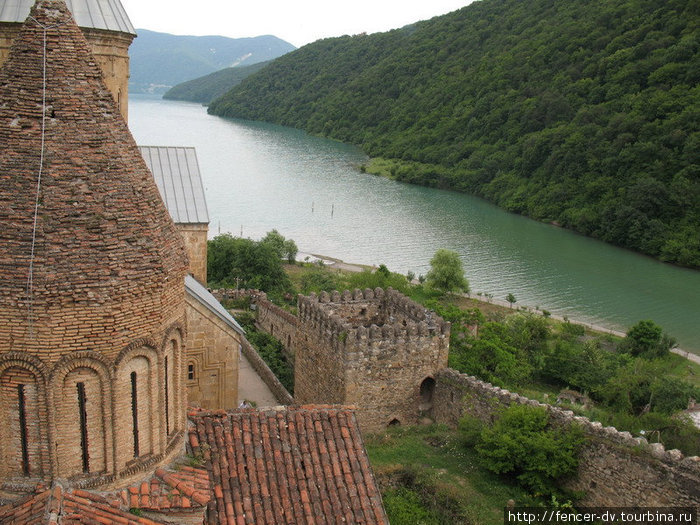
[25,16,67,336]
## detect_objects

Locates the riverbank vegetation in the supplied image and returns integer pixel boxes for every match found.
[208,0,700,267]
[282,256,700,457]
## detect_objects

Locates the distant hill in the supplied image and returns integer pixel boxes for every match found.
[163,61,272,104]
[209,0,700,268]
[129,29,295,94]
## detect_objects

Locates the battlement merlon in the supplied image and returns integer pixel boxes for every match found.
[297,288,451,345]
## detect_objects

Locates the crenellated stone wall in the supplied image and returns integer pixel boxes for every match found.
[211,289,299,362]
[433,368,700,508]
[295,288,450,432]
[254,293,298,362]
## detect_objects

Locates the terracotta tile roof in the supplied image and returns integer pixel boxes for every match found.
[0,466,210,524]
[111,465,211,513]
[0,485,52,524]
[0,485,164,524]
[188,405,389,525]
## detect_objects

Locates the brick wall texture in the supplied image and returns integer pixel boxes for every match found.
[0,23,133,122]
[0,0,188,490]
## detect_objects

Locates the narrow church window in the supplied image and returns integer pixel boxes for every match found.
[188,364,195,380]
[131,372,139,458]
[77,382,90,473]
[17,385,29,476]
[164,356,170,436]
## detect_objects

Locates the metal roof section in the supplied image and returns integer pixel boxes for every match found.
[185,275,245,336]
[140,146,210,224]
[0,0,136,35]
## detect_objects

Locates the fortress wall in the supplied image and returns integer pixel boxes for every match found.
[254,294,298,362]
[209,289,298,361]
[296,289,450,432]
[433,368,700,507]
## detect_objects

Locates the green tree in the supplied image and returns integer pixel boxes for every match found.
[472,404,584,497]
[283,238,298,263]
[506,293,517,308]
[261,229,286,258]
[622,320,676,358]
[207,233,291,294]
[425,249,469,293]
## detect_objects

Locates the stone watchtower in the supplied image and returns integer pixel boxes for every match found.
[295,288,450,432]
[0,0,188,492]
[0,0,136,122]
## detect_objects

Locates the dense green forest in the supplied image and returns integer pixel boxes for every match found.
[164,61,271,104]
[209,0,700,267]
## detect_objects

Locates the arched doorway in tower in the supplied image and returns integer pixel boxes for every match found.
[419,377,436,414]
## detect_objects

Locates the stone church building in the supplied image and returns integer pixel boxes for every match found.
[0,1,388,522]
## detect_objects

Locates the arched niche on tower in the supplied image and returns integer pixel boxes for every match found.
[114,342,160,472]
[0,352,50,481]
[161,325,185,441]
[50,353,113,480]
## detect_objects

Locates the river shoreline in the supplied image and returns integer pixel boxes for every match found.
[309,252,700,363]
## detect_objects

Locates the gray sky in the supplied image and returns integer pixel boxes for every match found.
[119,0,474,48]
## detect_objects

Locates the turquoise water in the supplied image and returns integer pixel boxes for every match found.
[129,95,700,353]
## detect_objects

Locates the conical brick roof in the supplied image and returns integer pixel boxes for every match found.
[0,0,188,360]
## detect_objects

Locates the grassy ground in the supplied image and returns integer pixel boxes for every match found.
[364,424,529,525]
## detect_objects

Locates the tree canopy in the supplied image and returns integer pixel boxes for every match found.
[209,0,700,268]
[207,233,292,295]
[426,249,469,293]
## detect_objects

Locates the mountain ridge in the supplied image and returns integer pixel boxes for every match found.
[208,0,700,268]
[129,29,295,94]
[164,61,272,104]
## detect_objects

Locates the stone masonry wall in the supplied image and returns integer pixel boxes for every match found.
[254,293,298,363]
[210,289,298,362]
[185,295,240,410]
[433,368,700,508]
[177,223,208,285]
[240,338,293,405]
[296,288,450,433]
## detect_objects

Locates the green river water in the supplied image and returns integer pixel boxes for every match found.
[129,95,700,354]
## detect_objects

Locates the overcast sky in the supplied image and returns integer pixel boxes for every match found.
[119,0,475,48]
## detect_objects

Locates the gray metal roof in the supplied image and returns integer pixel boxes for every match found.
[185,275,245,336]
[140,146,210,225]
[0,0,135,35]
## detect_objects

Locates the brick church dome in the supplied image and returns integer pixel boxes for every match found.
[0,0,188,362]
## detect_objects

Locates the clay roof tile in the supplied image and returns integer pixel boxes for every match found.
[188,405,389,524]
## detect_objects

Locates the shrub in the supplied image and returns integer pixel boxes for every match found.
[473,404,585,497]
[622,320,676,358]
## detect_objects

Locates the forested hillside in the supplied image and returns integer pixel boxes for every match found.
[209,0,700,267]
[129,30,294,94]
[164,61,271,104]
